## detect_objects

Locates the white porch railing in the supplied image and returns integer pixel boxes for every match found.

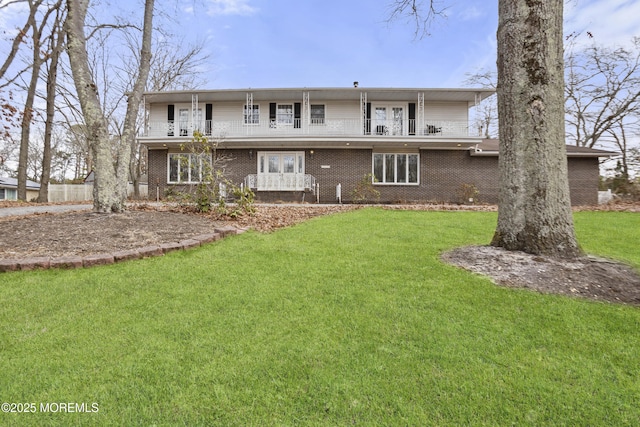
[244,174,316,193]
[142,119,474,138]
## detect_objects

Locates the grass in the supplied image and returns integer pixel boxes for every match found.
[0,208,639,426]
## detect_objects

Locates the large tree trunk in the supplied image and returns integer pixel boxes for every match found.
[118,0,154,203]
[491,0,581,257]
[66,0,153,211]
[17,93,35,201]
[17,36,42,201]
[66,0,122,212]
[37,9,65,203]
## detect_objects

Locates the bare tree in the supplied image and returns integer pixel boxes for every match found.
[0,0,42,86]
[65,0,154,212]
[17,0,62,200]
[565,38,640,149]
[565,38,640,183]
[145,36,208,92]
[1,1,41,179]
[464,70,498,138]
[115,0,154,205]
[603,115,640,183]
[37,3,66,201]
[386,0,448,38]
[117,32,209,197]
[390,0,580,257]
[65,123,91,179]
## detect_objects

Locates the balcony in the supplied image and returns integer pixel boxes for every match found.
[141,119,476,139]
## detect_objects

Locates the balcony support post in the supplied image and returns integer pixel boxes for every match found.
[418,92,425,137]
[303,91,310,134]
[192,94,199,135]
[360,92,367,135]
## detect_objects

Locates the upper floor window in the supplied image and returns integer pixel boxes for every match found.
[244,105,260,125]
[310,104,325,124]
[277,104,294,125]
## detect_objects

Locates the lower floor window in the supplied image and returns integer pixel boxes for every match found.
[373,153,419,184]
[0,188,17,200]
[168,153,212,183]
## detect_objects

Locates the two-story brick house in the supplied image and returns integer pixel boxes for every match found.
[140,87,612,205]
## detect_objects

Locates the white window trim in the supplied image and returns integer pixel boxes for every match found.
[256,151,306,191]
[310,104,326,125]
[167,152,212,184]
[371,103,408,136]
[372,152,420,185]
[0,188,17,200]
[276,103,294,126]
[243,104,260,125]
[257,151,305,174]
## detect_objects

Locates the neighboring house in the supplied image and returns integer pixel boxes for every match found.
[0,177,40,201]
[139,87,613,205]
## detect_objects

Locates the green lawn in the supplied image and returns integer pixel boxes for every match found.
[1,208,639,426]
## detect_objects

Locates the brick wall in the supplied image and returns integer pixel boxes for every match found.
[308,149,499,204]
[424,151,499,204]
[567,157,599,205]
[147,147,600,205]
[147,149,168,200]
[306,149,371,203]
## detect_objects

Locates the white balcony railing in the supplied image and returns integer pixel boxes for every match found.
[142,119,475,139]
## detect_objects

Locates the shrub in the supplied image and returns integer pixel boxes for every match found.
[457,183,480,204]
[176,132,255,216]
[351,173,380,204]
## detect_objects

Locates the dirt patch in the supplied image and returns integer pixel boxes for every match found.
[1,202,639,306]
[442,245,640,306]
[0,210,222,259]
[0,204,359,259]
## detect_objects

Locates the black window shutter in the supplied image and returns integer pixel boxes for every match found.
[167,104,175,136]
[408,103,416,135]
[270,103,276,122]
[205,104,213,135]
[365,102,371,135]
[294,102,301,128]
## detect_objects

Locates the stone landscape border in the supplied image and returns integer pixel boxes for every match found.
[0,226,246,273]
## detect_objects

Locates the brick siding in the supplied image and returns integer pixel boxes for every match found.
[147,148,600,205]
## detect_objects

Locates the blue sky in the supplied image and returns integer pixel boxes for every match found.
[1,0,639,90]
[174,0,640,90]
[181,0,499,88]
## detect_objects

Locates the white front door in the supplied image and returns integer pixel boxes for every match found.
[257,152,305,191]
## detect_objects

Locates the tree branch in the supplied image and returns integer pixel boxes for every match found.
[386,0,448,39]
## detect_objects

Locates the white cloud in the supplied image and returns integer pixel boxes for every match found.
[458,6,483,21]
[206,0,258,16]
[565,0,640,47]
[0,0,28,35]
